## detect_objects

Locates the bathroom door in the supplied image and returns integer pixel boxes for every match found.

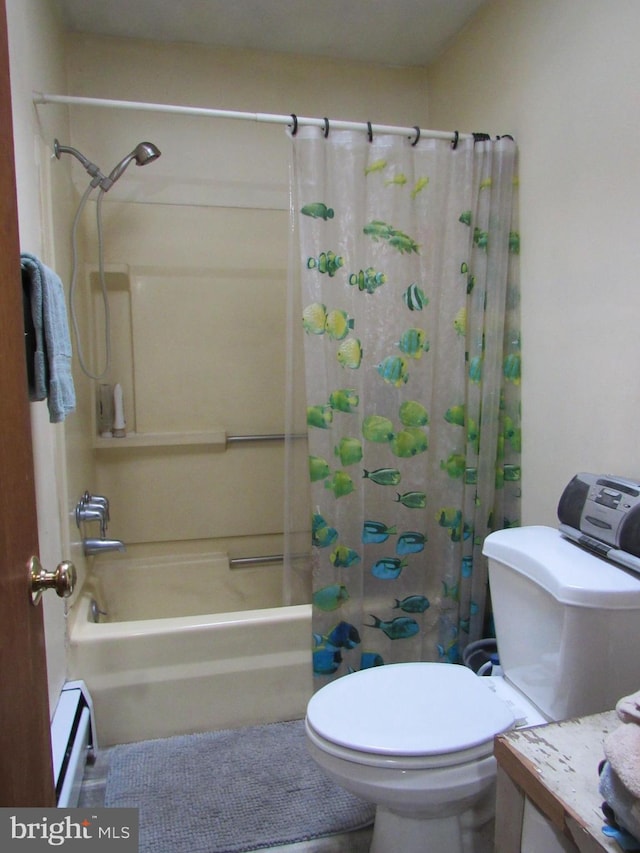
[0,0,55,806]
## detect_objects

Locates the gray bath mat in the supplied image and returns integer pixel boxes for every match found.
[105,719,375,853]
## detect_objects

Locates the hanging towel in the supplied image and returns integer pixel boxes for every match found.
[20,252,76,423]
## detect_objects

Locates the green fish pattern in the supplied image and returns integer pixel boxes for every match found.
[307,251,344,277]
[297,139,521,679]
[302,303,355,340]
[348,267,387,294]
[301,202,335,220]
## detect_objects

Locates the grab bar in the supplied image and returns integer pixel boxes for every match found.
[229,554,284,568]
[229,552,310,568]
[226,433,306,444]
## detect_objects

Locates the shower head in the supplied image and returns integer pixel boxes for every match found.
[103,142,161,190]
[134,141,162,165]
[53,139,161,191]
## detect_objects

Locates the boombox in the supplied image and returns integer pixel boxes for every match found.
[558,473,640,571]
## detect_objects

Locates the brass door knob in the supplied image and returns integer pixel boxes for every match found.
[29,556,77,606]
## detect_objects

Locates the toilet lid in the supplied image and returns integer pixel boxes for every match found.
[306,662,515,756]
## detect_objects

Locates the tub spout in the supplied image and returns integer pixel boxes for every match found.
[83,538,126,556]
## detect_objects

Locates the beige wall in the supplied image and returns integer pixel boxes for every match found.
[428,0,640,525]
[63,34,429,211]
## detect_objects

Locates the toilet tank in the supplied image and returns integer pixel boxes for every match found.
[483,525,640,722]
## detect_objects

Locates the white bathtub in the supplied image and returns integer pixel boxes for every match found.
[67,552,313,746]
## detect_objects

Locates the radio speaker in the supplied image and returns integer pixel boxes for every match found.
[619,505,640,557]
[557,475,589,529]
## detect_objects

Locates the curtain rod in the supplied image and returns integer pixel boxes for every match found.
[33,92,472,143]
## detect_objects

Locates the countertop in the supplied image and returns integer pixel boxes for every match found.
[494,710,621,852]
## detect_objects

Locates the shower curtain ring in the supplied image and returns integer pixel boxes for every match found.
[451,131,459,150]
[289,114,298,136]
[411,126,421,146]
[323,117,330,138]
[367,122,373,143]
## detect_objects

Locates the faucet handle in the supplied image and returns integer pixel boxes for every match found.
[86,492,108,506]
[80,491,110,522]
[89,494,109,521]
[75,496,108,537]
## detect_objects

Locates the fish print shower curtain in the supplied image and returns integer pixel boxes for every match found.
[289,128,520,683]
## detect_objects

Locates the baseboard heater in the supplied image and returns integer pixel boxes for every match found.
[50,680,96,807]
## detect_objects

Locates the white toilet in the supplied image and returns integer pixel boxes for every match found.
[305,525,640,853]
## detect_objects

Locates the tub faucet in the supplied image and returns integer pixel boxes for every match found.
[77,491,124,555]
[83,538,126,556]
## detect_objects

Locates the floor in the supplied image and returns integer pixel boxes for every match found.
[78,747,374,853]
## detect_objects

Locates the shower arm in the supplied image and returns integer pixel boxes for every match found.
[53,139,107,188]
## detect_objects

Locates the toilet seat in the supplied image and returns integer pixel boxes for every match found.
[306,662,515,767]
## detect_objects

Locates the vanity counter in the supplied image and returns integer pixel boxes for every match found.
[494,710,621,852]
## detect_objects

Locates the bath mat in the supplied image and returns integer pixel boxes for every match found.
[105,719,375,853]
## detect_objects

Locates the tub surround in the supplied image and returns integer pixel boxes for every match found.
[82,551,284,620]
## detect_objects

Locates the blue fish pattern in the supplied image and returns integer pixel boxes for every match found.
[393,595,430,613]
[360,651,385,669]
[312,647,342,675]
[324,621,361,650]
[396,531,426,555]
[371,557,408,580]
[362,520,397,544]
[367,615,420,640]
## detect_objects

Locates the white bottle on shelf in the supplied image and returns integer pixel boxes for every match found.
[112,383,127,437]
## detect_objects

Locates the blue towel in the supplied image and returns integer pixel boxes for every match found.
[21,253,76,423]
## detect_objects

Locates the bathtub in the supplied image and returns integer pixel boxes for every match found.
[67,552,313,746]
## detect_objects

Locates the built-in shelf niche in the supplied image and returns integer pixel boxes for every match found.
[89,266,136,439]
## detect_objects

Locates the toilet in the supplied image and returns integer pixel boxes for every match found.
[305,525,640,853]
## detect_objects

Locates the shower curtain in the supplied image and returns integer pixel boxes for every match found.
[288,127,520,683]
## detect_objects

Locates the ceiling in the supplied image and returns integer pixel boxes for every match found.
[52,0,487,68]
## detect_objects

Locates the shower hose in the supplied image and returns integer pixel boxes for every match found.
[69,182,112,380]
